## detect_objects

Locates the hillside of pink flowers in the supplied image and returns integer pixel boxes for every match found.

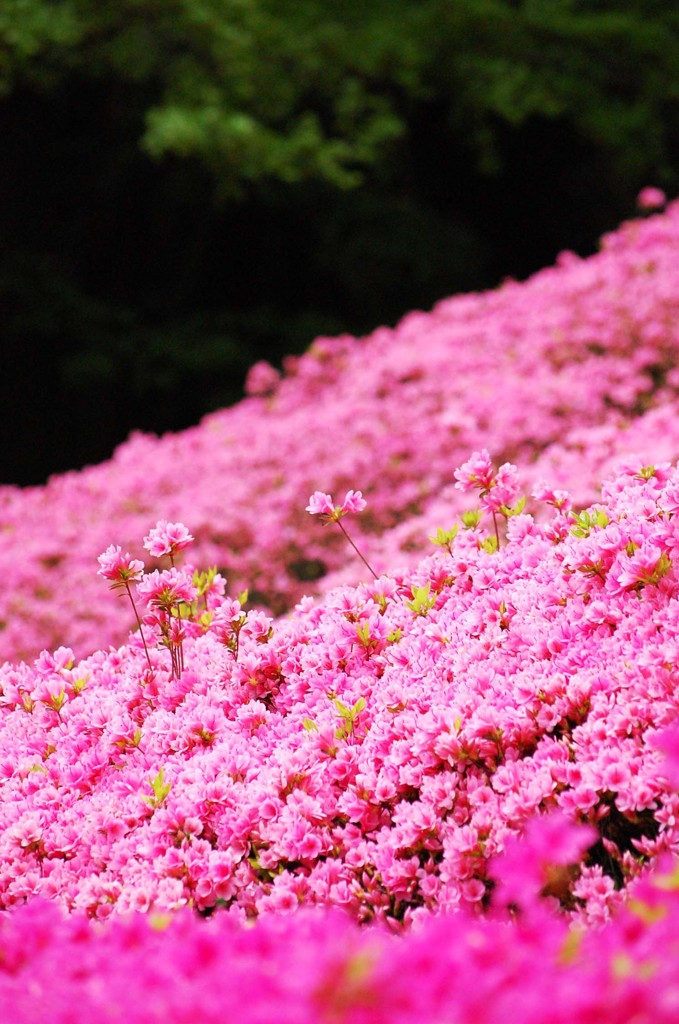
[3,460,679,1019]
[3,192,679,1020]
[2,197,679,662]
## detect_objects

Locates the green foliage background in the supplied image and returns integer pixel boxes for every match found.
[2,0,678,483]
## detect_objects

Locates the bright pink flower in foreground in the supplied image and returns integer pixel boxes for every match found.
[492,813,597,914]
[479,462,520,513]
[143,521,194,560]
[611,540,671,592]
[306,490,367,523]
[454,449,495,493]
[136,568,198,610]
[97,546,145,586]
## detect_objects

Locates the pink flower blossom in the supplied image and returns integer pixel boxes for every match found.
[611,540,671,592]
[136,568,198,610]
[479,462,520,513]
[97,546,145,586]
[143,521,194,560]
[531,479,572,512]
[454,449,495,493]
[306,490,367,523]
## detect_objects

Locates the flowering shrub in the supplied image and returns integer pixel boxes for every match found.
[1,463,679,935]
[2,197,679,1019]
[2,200,679,660]
[3,853,679,1023]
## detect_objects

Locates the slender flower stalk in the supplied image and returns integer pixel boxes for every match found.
[306,490,379,580]
[123,581,154,673]
[336,519,379,580]
[97,546,153,673]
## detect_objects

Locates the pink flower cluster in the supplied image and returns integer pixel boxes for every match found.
[3,837,679,1021]
[0,464,679,937]
[306,490,367,521]
[2,198,679,661]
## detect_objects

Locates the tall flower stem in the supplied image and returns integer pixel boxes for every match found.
[337,521,379,580]
[492,511,501,550]
[123,582,153,673]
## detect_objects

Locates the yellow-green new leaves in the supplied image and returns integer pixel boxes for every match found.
[405,582,436,616]
[461,508,483,530]
[333,696,367,741]
[430,525,459,554]
[500,496,526,518]
[142,767,172,809]
[570,508,610,538]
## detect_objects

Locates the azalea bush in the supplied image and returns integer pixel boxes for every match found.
[2,460,679,1018]
[4,855,679,1023]
[2,191,679,1019]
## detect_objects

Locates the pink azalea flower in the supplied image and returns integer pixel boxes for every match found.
[306,490,367,523]
[306,491,335,517]
[97,545,145,586]
[143,521,194,560]
[652,724,679,787]
[136,568,198,610]
[454,449,495,493]
[611,540,671,592]
[480,462,520,512]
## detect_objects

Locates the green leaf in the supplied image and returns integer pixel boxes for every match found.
[142,767,172,808]
[461,508,482,530]
[48,689,66,713]
[500,495,526,517]
[570,508,609,538]
[405,582,436,615]
[430,525,459,550]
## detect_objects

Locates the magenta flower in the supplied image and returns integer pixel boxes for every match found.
[97,545,145,587]
[653,724,679,787]
[136,568,198,611]
[98,545,152,672]
[454,449,495,493]
[531,479,572,512]
[306,490,367,524]
[660,479,679,515]
[479,462,520,513]
[307,489,376,578]
[611,540,671,592]
[492,813,597,914]
[143,521,194,561]
[306,491,335,517]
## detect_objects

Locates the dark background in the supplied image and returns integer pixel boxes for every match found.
[2,0,678,485]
